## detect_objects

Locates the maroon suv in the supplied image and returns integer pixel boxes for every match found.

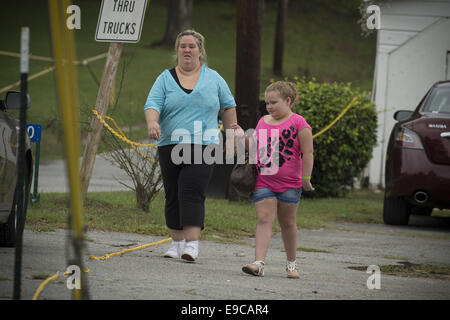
[383,80,450,225]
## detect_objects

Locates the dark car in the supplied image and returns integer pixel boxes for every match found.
[0,90,33,246]
[383,81,450,225]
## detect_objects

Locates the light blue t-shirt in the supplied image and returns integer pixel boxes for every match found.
[144,65,236,147]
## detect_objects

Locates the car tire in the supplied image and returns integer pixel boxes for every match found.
[383,194,410,225]
[0,166,30,247]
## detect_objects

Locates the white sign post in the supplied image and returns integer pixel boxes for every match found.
[95,0,147,43]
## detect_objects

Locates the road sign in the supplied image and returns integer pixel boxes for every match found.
[95,0,147,43]
[27,123,42,204]
[27,124,42,143]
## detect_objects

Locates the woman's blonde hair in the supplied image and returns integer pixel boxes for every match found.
[174,29,207,65]
[265,81,298,106]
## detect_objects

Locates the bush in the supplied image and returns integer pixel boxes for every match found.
[290,78,377,197]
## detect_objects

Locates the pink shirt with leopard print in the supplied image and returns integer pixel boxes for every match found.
[253,113,312,193]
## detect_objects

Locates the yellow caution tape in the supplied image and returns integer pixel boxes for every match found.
[93,93,358,160]
[312,96,358,139]
[32,239,175,299]
[91,109,157,163]
[92,109,156,148]
[32,274,60,300]
[219,95,357,139]
[32,269,90,300]
[32,96,356,300]
[89,238,172,261]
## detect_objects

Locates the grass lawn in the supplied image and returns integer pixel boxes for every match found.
[7,1,389,241]
[26,189,386,241]
[1,0,376,160]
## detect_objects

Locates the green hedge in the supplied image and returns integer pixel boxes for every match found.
[290,78,377,197]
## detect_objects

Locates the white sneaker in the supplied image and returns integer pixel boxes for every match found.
[164,240,185,259]
[181,240,199,262]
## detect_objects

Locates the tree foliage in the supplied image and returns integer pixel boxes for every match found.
[290,78,377,197]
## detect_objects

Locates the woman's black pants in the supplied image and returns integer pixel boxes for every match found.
[158,144,214,230]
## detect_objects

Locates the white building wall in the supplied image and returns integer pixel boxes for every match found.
[368,0,450,188]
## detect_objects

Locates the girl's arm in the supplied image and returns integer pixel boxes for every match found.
[298,127,315,191]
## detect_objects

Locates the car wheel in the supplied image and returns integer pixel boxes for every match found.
[0,167,30,247]
[383,194,410,225]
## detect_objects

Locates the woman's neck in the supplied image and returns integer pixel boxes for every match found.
[177,63,201,76]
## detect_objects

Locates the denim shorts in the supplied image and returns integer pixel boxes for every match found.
[252,187,302,204]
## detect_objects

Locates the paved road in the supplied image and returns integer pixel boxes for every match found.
[36,155,134,193]
[2,155,449,304]
[1,217,450,301]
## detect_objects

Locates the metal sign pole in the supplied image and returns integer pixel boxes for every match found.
[31,141,40,203]
[13,26,29,300]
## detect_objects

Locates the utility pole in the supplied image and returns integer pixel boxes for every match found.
[235,0,264,130]
[273,0,288,76]
[229,0,263,201]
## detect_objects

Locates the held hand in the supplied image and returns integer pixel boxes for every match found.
[303,180,315,192]
[230,123,245,137]
[147,120,161,141]
[232,124,247,154]
[224,124,245,158]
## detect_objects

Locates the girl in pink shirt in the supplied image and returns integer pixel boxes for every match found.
[242,81,314,279]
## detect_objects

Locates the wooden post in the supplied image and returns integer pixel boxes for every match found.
[235,0,264,130]
[79,42,122,200]
[273,0,287,76]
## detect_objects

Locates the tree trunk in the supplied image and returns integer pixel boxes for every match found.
[273,0,288,76]
[235,0,264,130]
[158,0,193,47]
[135,183,150,212]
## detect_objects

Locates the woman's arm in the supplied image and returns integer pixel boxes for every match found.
[222,107,247,156]
[221,107,238,129]
[298,127,315,191]
[145,108,161,141]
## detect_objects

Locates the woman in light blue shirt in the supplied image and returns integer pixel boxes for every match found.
[144,30,240,262]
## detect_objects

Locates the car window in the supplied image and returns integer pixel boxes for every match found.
[423,87,450,114]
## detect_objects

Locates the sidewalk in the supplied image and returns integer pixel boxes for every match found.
[36,155,133,193]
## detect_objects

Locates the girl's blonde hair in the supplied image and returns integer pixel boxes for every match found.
[265,81,298,106]
[174,29,207,65]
